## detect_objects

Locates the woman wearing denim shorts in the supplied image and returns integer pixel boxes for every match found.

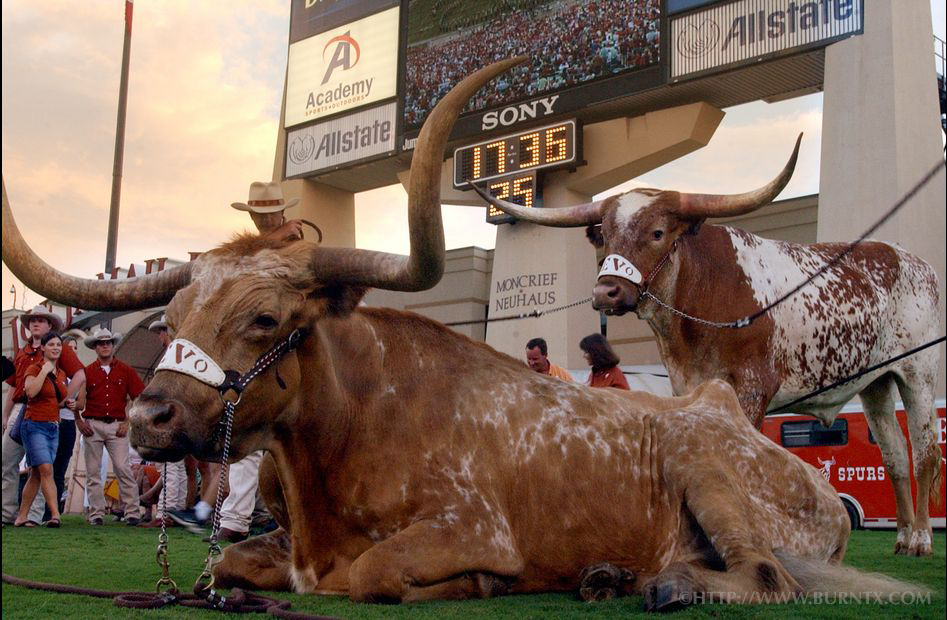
[14,331,76,528]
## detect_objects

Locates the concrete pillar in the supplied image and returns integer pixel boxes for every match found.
[481,103,725,369]
[819,0,946,396]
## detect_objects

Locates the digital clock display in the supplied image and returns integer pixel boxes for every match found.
[481,172,538,225]
[453,120,579,189]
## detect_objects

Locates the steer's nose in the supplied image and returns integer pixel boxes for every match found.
[592,277,637,313]
[129,397,178,433]
[593,281,620,304]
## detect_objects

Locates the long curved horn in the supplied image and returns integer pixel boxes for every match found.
[678,133,802,219]
[470,183,605,227]
[2,178,193,311]
[308,57,527,291]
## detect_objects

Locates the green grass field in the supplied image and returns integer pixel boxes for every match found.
[2,518,944,619]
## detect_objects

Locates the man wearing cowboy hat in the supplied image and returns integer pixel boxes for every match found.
[78,327,146,525]
[232,181,305,242]
[1,305,86,525]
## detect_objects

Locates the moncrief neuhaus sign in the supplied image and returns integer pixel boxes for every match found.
[494,271,559,312]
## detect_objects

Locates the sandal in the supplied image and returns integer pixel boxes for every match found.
[45,518,61,528]
[14,520,38,528]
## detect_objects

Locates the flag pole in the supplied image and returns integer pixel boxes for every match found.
[104,0,134,274]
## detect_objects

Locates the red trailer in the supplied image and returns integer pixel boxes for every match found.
[762,401,946,530]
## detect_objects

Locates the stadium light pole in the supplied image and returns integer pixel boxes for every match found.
[104,0,134,275]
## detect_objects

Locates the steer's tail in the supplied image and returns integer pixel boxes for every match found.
[925,441,943,507]
[774,550,929,599]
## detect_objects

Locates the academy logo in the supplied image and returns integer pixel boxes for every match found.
[321,31,360,85]
[285,5,398,126]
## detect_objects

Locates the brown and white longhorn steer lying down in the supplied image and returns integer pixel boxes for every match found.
[474,138,944,557]
[1,60,920,608]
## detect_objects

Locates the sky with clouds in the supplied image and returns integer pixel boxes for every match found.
[2,1,944,311]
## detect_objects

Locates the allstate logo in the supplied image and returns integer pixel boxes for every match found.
[289,134,316,165]
[677,19,719,59]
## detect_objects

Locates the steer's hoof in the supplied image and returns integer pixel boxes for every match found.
[578,562,634,602]
[643,578,692,613]
[894,527,914,555]
[907,530,933,556]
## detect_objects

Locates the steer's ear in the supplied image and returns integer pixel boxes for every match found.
[311,285,368,316]
[585,225,604,248]
[685,219,703,236]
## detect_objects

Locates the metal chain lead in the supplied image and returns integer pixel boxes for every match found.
[444,296,593,327]
[193,402,235,608]
[641,291,750,329]
[154,462,177,595]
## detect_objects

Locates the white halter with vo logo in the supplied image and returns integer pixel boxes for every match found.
[156,339,227,387]
[598,254,643,285]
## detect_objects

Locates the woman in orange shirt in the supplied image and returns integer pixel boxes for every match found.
[580,333,630,391]
[14,331,73,528]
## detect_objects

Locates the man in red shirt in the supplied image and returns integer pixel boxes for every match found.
[78,327,146,526]
[1,306,85,525]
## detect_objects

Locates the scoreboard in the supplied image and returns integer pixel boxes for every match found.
[453,120,579,188]
[479,173,538,225]
[453,120,581,225]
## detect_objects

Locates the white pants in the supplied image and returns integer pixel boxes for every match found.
[155,459,187,518]
[83,418,143,521]
[219,450,263,533]
[1,405,44,523]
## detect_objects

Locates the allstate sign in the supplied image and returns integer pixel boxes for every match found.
[671,0,863,78]
[284,102,396,178]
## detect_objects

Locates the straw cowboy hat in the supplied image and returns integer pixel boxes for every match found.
[148,314,168,332]
[84,327,123,349]
[20,305,64,332]
[231,181,299,214]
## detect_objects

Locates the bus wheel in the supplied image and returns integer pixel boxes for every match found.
[841,498,861,530]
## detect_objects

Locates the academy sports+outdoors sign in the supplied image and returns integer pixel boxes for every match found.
[285,6,399,128]
[670,0,863,79]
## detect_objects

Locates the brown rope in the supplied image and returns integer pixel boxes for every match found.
[300,219,323,244]
[2,573,338,618]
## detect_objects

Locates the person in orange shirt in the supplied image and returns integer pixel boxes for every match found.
[2,306,85,526]
[525,338,573,381]
[580,333,630,391]
[14,332,75,528]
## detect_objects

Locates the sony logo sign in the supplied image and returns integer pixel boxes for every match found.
[481,95,559,131]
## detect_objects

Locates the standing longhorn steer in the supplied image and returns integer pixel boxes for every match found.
[473,137,943,557]
[2,64,923,608]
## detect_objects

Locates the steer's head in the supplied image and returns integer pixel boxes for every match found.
[473,134,801,316]
[130,240,346,461]
[2,58,525,463]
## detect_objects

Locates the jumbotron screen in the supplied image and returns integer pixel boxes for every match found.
[403,0,662,139]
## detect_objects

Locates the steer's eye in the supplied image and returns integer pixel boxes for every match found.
[253,315,278,329]
[652,229,664,241]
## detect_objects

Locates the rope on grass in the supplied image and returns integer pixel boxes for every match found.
[2,573,338,618]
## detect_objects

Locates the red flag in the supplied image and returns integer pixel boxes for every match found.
[125,0,134,34]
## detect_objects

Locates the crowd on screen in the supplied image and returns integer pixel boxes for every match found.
[404,0,660,128]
